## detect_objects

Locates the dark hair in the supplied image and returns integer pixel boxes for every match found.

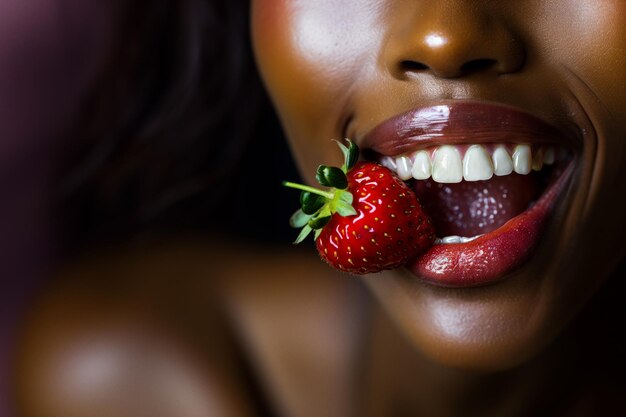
[58,0,296,252]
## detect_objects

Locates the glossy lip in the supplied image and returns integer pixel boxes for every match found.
[358,101,581,287]
[409,161,575,287]
[360,101,581,156]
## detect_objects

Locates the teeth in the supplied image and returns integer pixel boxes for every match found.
[380,143,565,184]
[434,235,483,245]
[432,146,463,183]
[463,145,493,181]
[395,155,413,180]
[411,150,432,180]
[492,145,514,176]
[380,157,396,171]
[512,144,532,175]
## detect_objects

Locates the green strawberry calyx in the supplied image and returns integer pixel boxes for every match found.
[283,140,360,243]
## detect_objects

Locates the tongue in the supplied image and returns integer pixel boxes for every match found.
[412,173,541,237]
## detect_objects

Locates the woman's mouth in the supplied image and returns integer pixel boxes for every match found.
[359,101,580,287]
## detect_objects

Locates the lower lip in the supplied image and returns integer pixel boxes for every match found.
[406,163,575,287]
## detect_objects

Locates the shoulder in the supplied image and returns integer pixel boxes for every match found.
[14,238,370,417]
[13,240,264,417]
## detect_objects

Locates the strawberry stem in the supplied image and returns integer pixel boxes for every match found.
[282,181,334,199]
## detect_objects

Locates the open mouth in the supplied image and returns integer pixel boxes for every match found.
[360,102,580,287]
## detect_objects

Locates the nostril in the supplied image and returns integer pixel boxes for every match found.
[400,60,429,72]
[460,58,497,74]
[398,58,499,78]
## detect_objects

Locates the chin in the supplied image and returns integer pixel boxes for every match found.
[364,263,584,373]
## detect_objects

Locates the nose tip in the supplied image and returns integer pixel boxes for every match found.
[398,32,506,78]
[384,7,526,79]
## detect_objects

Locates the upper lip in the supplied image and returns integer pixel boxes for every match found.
[359,101,581,156]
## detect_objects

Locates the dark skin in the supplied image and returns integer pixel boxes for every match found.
[15,1,626,416]
[253,0,626,368]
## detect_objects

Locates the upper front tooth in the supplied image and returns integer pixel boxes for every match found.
[432,145,463,183]
[492,145,514,176]
[512,144,532,175]
[384,143,550,182]
[395,155,413,180]
[463,145,493,181]
[411,150,432,180]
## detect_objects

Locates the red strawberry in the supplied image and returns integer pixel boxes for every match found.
[284,140,435,274]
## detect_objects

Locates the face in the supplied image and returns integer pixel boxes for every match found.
[252,0,626,370]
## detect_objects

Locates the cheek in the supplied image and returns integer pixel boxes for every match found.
[252,0,382,89]
[539,2,626,109]
[252,0,384,178]
[533,2,626,260]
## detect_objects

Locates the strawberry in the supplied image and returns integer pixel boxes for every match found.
[284,140,435,274]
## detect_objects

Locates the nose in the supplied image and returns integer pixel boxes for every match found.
[383,2,525,79]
